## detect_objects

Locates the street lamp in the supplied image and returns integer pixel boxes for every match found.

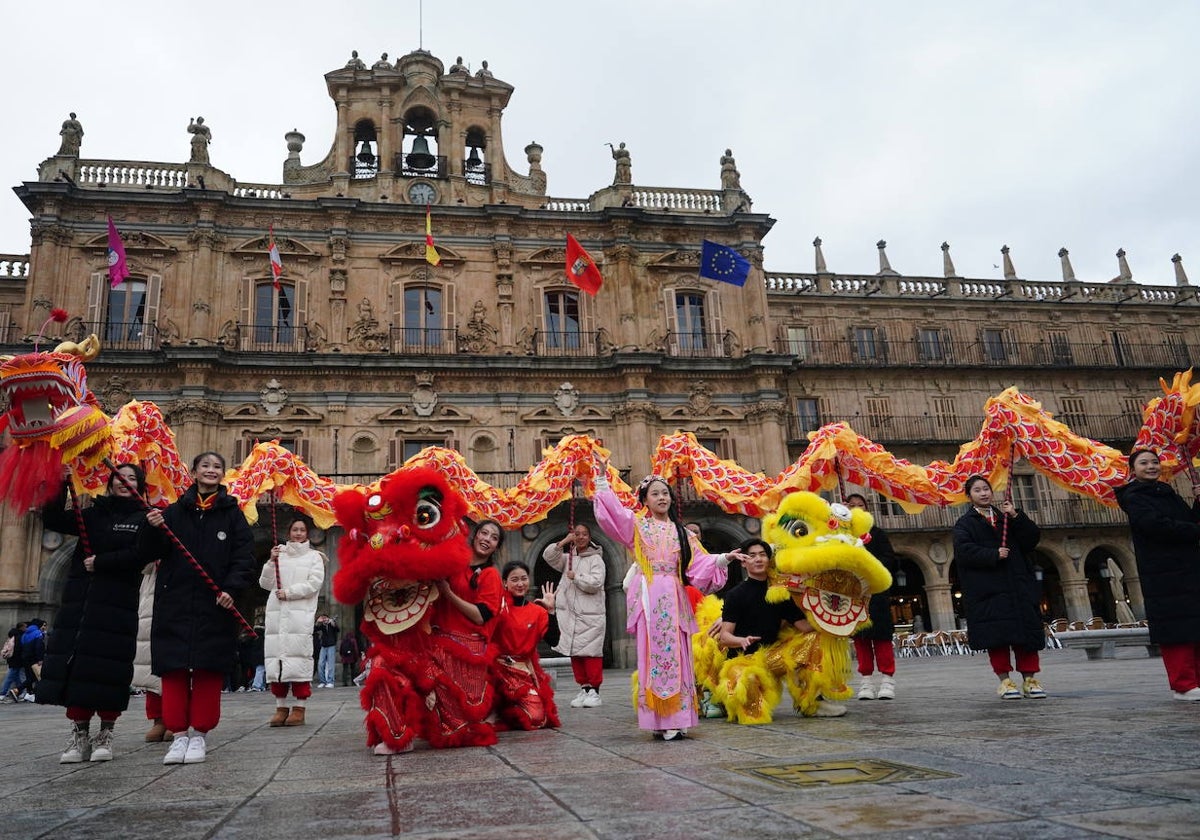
[895,568,908,588]
[1034,566,1044,581]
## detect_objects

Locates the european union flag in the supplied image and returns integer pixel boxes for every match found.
[699,240,751,287]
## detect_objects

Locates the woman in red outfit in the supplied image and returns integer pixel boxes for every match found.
[492,561,560,730]
[424,519,505,747]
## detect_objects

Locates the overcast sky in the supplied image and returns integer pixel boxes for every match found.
[3,1,1198,284]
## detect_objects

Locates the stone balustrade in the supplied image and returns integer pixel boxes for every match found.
[232,183,288,199]
[765,272,1193,304]
[543,197,591,212]
[628,187,722,212]
[0,255,30,278]
[72,160,192,189]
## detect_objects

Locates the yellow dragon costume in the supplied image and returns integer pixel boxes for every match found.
[693,492,892,723]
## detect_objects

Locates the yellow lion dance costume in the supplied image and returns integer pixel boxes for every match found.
[693,492,892,723]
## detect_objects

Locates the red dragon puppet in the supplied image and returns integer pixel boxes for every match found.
[332,467,498,753]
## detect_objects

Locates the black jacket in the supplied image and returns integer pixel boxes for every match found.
[952,507,1043,651]
[855,525,897,641]
[139,485,255,675]
[36,488,146,711]
[1115,479,1200,645]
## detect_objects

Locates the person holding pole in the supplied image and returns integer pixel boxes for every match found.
[139,452,255,765]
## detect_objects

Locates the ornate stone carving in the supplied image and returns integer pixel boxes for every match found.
[193,300,211,314]
[167,398,223,425]
[349,297,388,352]
[329,268,347,296]
[612,400,659,424]
[260,378,289,417]
[57,113,84,156]
[306,322,328,352]
[688,381,712,415]
[458,300,497,354]
[97,376,133,414]
[412,372,438,417]
[63,316,87,343]
[218,320,238,350]
[329,235,349,262]
[553,383,579,417]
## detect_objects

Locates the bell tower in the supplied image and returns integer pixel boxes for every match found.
[282,50,546,207]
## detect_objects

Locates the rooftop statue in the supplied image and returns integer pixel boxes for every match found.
[187,117,211,165]
[57,112,83,157]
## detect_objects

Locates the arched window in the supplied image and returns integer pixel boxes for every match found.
[463,126,489,185]
[352,119,379,179]
[242,279,307,350]
[88,272,161,350]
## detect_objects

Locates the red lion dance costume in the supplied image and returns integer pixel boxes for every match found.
[332,468,497,752]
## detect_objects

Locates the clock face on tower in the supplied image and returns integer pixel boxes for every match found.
[408,182,436,205]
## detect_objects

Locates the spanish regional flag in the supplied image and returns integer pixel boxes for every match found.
[565,234,603,296]
[268,224,283,290]
[425,205,441,266]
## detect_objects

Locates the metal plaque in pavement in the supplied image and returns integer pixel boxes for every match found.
[738,758,957,787]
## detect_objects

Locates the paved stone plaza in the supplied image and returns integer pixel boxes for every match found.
[1,648,1197,839]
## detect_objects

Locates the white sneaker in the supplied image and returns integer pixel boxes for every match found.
[582,688,602,708]
[373,741,414,755]
[662,729,684,741]
[1172,687,1200,701]
[60,728,91,763]
[163,735,189,765]
[183,734,207,764]
[89,727,114,761]
[569,688,588,708]
[877,675,896,700]
[856,678,877,700]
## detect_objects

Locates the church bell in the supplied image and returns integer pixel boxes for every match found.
[406,136,436,170]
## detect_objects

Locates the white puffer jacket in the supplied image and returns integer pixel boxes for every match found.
[542,540,606,658]
[259,541,326,684]
[131,562,160,693]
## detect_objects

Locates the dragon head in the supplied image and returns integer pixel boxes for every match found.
[332,466,472,636]
[761,492,892,636]
[0,336,114,510]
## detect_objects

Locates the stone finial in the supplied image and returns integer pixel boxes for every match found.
[1058,247,1077,282]
[813,237,828,273]
[876,240,898,276]
[1001,245,1017,280]
[941,241,957,278]
[1173,253,1190,286]
[285,129,305,159]
[1116,248,1133,282]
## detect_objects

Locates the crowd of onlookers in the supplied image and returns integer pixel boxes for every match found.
[2,617,46,703]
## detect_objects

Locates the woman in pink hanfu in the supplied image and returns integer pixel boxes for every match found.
[592,459,743,741]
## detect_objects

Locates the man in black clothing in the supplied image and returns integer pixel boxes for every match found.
[718,540,809,654]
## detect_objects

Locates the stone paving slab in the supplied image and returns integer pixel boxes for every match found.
[1,647,1197,838]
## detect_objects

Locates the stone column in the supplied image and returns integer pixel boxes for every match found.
[924,582,956,632]
[1122,573,1146,620]
[1059,578,1093,622]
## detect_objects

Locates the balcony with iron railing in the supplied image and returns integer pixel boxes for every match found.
[393,153,448,180]
[92,321,162,351]
[873,497,1130,531]
[463,160,492,186]
[775,337,1192,370]
[388,326,458,355]
[666,331,732,358]
[532,330,604,358]
[786,412,1142,447]
[237,324,310,353]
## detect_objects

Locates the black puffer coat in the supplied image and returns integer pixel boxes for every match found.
[1115,479,1200,646]
[139,485,254,675]
[855,525,897,641]
[37,488,146,711]
[953,507,1044,652]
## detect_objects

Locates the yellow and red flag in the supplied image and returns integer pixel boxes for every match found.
[425,205,441,266]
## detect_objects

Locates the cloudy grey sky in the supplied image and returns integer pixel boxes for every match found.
[3,1,1198,284]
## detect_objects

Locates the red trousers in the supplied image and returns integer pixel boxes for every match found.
[66,706,120,723]
[988,646,1040,676]
[145,690,162,721]
[570,656,604,688]
[269,681,313,700]
[854,637,896,676]
[1159,641,1200,693]
[161,669,223,734]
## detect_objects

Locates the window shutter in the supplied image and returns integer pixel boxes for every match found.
[240,278,254,350]
[143,274,162,349]
[388,438,398,469]
[708,291,724,357]
[391,280,404,352]
[448,436,461,453]
[299,439,311,463]
[233,438,245,464]
[87,272,106,329]
[295,279,309,350]
[663,287,678,354]
[442,283,455,352]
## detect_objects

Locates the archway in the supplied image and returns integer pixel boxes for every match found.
[889,555,930,632]
[1031,549,1066,621]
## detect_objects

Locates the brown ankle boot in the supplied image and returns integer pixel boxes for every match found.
[145,720,168,742]
[284,706,306,726]
[269,707,290,727]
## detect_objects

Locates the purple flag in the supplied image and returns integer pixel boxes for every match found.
[107,216,130,289]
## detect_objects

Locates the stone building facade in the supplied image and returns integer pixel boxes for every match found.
[1,50,1196,663]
